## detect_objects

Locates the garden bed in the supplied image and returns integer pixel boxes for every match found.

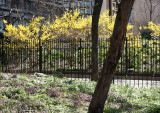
[0,73,160,112]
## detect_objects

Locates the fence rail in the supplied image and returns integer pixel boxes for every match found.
[0,37,160,86]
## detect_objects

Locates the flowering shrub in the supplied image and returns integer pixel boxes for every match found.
[3,17,44,41]
[3,10,133,42]
[148,21,160,37]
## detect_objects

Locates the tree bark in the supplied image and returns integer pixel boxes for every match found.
[88,0,135,112]
[91,0,103,81]
[109,0,112,16]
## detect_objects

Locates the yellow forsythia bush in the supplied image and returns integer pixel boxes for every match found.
[3,10,134,42]
[148,21,160,37]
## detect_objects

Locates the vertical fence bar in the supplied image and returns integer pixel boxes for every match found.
[64,48,65,76]
[43,41,45,73]
[28,40,29,73]
[78,39,79,79]
[36,40,38,72]
[52,40,54,73]
[49,40,52,74]
[57,39,61,68]
[39,40,42,73]
[62,39,64,76]
[148,38,150,87]
[13,41,15,72]
[125,37,128,85]
[27,40,29,73]
[0,41,1,71]
[6,42,8,72]
[80,38,82,75]
[151,40,153,87]
[133,37,135,86]
[70,39,72,79]
[21,41,22,73]
[87,39,89,79]
[142,37,144,87]
[120,44,123,86]
[156,37,160,86]
[46,40,48,73]
[24,40,26,73]
[137,37,139,87]
[112,38,115,84]
[54,39,55,72]
[85,39,87,80]
[0,40,0,71]
[155,37,158,87]
[145,37,148,87]
[33,40,35,72]
[27,40,30,73]
[128,37,131,86]
[25,40,26,73]
[1,40,4,72]
[75,39,77,78]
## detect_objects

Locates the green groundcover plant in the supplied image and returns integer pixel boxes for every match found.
[0,73,160,113]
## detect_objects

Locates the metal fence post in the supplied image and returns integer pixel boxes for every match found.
[39,40,42,73]
[125,37,128,75]
[2,40,4,72]
[80,38,82,71]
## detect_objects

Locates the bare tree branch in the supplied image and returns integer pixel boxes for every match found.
[0,9,13,18]
[144,2,148,22]
[139,7,147,24]
[145,0,150,11]
[154,15,160,22]
[12,14,25,25]
[115,0,119,5]
[152,2,160,12]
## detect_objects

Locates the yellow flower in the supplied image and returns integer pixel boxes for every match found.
[139,26,142,30]
[3,20,7,24]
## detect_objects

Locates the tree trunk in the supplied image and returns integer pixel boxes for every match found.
[88,0,135,112]
[109,0,112,16]
[91,0,103,81]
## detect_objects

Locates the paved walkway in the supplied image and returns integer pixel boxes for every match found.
[69,78,160,87]
[113,79,160,87]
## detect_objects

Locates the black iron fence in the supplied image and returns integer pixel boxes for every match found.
[0,37,160,85]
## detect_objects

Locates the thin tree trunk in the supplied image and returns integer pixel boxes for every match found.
[109,0,112,16]
[91,0,103,81]
[88,0,135,112]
